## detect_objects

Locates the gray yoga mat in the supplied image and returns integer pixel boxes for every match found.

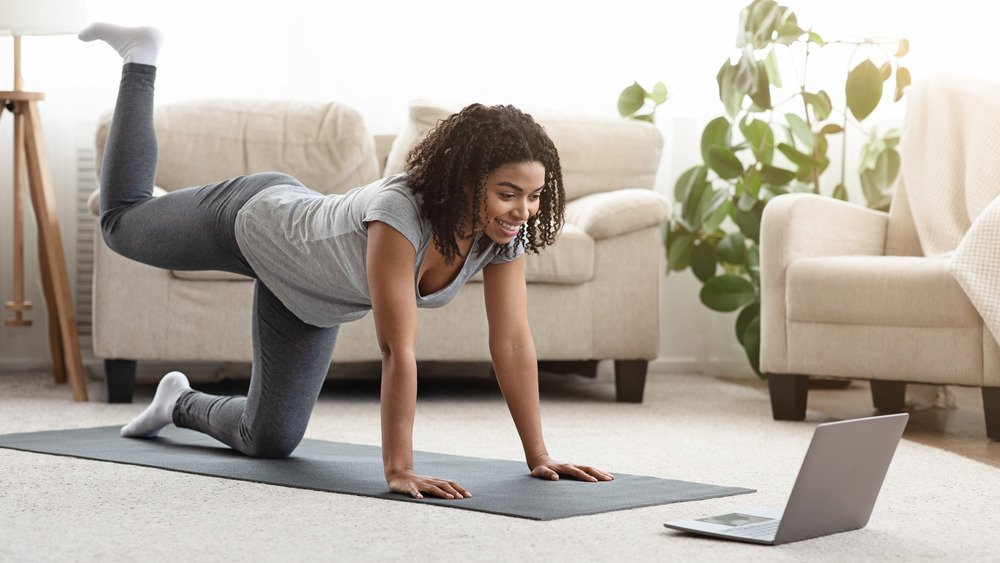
[0,425,754,520]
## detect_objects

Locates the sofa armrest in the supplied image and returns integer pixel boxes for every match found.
[760,193,889,374]
[564,189,671,240]
[88,186,169,216]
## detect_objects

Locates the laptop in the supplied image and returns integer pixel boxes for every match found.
[664,413,909,545]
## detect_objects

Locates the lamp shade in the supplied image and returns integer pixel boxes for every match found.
[0,0,87,36]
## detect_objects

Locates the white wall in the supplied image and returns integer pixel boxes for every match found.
[0,0,996,375]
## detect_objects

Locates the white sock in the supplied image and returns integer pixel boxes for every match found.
[78,23,164,67]
[120,371,192,438]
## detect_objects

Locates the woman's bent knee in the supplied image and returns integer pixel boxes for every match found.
[243,433,301,459]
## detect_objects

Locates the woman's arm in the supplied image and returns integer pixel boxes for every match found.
[483,256,615,483]
[366,221,469,500]
[482,256,548,465]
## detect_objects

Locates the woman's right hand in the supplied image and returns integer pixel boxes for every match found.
[386,469,472,500]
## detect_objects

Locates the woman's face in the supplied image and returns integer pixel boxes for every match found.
[472,161,546,244]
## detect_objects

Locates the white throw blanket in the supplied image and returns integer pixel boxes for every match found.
[901,75,1000,346]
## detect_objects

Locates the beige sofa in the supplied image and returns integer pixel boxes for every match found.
[88,99,669,404]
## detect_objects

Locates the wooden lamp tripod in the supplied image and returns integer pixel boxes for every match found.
[2,5,89,401]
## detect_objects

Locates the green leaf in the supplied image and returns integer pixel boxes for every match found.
[807,31,824,45]
[734,52,758,97]
[717,61,744,118]
[872,148,901,190]
[691,240,718,282]
[748,61,772,110]
[708,146,744,179]
[618,82,647,117]
[743,168,763,197]
[667,231,696,271]
[740,118,775,163]
[896,38,909,58]
[733,201,764,241]
[674,165,708,203]
[777,143,820,168]
[803,91,831,122]
[700,274,757,312]
[763,48,783,87]
[651,81,669,104]
[820,123,844,135]
[846,60,884,121]
[736,302,761,345]
[785,113,814,149]
[704,198,733,234]
[631,113,655,123]
[716,231,746,265]
[832,183,848,201]
[775,21,804,44]
[879,61,892,81]
[760,163,796,185]
[895,66,911,102]
[701,117,732,163]
[682,180,712,231]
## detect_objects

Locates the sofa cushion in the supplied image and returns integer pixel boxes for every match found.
[95,99,380,195]
[173,223,595,285]
[786,255,981,327]
[383,100,663,202]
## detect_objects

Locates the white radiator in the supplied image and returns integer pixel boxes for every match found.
[75,147,96,361]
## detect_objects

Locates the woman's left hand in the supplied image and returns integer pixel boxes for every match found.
[529,454,614,482]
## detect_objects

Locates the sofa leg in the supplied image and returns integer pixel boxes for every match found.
[614,360,647,403]
[767,373,808,421]
[871,380,907,412]
[537,360,599,378]
[983,387,1000,441]
[105,359,137,404]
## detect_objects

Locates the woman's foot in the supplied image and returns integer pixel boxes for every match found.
[78,23,163,66]
[120,371,192,438]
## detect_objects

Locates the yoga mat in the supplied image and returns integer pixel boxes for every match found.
[0,426,754,520]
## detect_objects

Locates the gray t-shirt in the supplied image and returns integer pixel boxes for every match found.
[233,173,523,327]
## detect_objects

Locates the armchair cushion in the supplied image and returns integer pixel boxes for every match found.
[787,255,981,328]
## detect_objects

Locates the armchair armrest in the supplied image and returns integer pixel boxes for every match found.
[564,189,671,240]
[760,193,889,374]
[88,186,168,216]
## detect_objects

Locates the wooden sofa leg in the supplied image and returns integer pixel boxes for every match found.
[871,380,907,412]
[614,360,648,403]
[767,373,808,421]
[983,387,1000,441]
[105,359,137,404]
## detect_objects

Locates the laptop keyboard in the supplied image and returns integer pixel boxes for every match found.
[727,521,780,539]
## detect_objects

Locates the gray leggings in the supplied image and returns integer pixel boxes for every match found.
[101,63,340,458]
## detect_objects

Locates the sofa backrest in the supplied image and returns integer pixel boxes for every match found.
[95,99,381,195]
[382,100,664,201]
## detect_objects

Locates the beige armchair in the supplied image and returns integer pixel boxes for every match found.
[89,99,670,404]
[760,182,1000,440]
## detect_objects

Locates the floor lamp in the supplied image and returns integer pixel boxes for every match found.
[1,2,89,401]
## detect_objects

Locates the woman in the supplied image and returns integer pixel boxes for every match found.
[80,23,613,501]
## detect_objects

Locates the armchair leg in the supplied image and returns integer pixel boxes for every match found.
[767,373,808,420]
[105,359,137,404]
[983,387,1000,441]
[614,360,648,403]
[871,380,907,412]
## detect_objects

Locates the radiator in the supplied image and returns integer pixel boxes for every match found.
[75,147,96,361]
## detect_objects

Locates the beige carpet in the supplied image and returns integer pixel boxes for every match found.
[1,364,998,561]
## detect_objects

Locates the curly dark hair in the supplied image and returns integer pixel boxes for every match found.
[404,103,565,265]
